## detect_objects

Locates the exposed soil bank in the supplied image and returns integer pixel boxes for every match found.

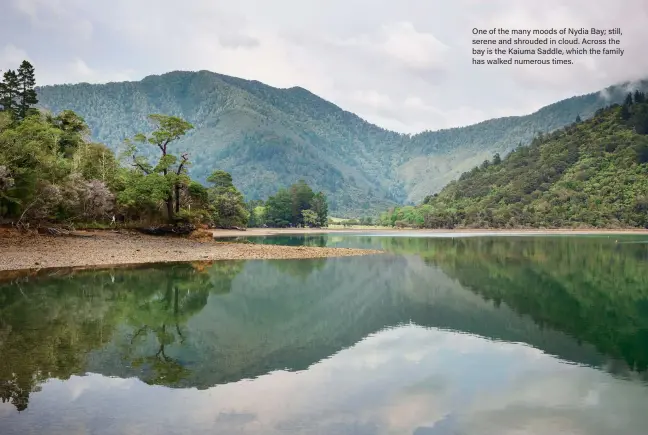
[0,229,383,273]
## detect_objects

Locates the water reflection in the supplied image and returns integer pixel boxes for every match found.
[3,325,648,434]
[1,235,648,434]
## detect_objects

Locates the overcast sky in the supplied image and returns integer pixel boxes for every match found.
[1,0,647,133]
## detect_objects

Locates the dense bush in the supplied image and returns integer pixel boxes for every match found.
[380,95,648,229]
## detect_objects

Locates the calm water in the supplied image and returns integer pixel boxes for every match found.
[2,234,648,434]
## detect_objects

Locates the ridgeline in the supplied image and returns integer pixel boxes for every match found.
[380,93,648,229]
[36,70,648,216]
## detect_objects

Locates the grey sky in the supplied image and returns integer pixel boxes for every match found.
[1,0,647,133]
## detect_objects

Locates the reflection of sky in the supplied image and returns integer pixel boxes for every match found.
[2,325,648,435]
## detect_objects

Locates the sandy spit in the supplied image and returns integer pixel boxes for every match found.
[0,229,383,273]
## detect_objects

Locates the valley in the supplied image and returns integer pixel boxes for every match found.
[36,71,648,216]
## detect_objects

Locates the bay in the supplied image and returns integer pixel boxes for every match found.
[2,234,648,434]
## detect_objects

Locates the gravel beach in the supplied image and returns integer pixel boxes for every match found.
[0,228,383,273]
[2,226,646,274]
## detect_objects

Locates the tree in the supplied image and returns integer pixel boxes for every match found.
[206,170,234,192]
[289,180,315,226]
[0,70,19,118]
[263,184,328,228]
[624,92,634,106]
[621,103,631,121]
[575,114,582,123]
[0,110,77,221]
[125,114,194,222]
[206,170,248,228]
[493,153,502,164]
[245,199,265,227]
[75,142,119,186]
[265,188,293,227]
[116,171,170,222]
[16,60,38,120]
[187,181,209,209]
[301,209,318,227]
[50,110,90,157]
[635,91,646,104]
[309,191,329,227]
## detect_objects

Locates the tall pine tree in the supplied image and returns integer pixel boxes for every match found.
[0,69,20,118]
[17,60,38,120]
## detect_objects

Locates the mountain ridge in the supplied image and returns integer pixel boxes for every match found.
[36,70,648,216]
[381,96,648,229]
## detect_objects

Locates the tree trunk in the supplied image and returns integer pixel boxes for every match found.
[175,183,181,214]
[163,167,174,222]
[166,196,174,222]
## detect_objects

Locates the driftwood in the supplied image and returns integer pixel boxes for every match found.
[136,224,196,236]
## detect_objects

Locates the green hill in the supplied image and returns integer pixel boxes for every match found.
[35,70,648,216]
[382,94,648,228]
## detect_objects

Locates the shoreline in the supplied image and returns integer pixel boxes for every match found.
[2,226,647,278]
[210,227,648,237]
[0,229,383,276]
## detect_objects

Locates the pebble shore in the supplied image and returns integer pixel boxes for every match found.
[0,229,383,273]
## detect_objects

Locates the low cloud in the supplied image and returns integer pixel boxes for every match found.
[0,44,31,70]
[1,0,647,133]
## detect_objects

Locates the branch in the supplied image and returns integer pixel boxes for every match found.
[130,326,149,344]
[16,192,45,227]
[161,139,171,154]
[131,156,151,174]
[175,323,185,344]
[175,153,189,176]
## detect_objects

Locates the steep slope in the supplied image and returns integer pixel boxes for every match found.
[397,98,648,228]
[36,70,647,215]
[401,85,645,201]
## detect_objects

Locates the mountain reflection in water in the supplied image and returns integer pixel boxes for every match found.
[1,234,648,434]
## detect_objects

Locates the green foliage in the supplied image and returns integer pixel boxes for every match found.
[173,207,210,225]
[0,109,96,221]
[289,180,315,226]
[1,60,38,121]
[262,180,328,227]
[17,60,38,120]
[50,110,90,157]
[206,170,233,190]
[265,188,293,227]
[245,200,266,228]
[0,70,20,119]
[381,99,648,229]
[310,192,329,227]
[187,181,209,208]
[377,235,648,372]
[301,209,318,227]
[206,169,248,228]
[123,114,194,221]
[115,171,170,222]
[37,72,647,215]
[74,142,119,186]
[0,61,253,229]
[0,262,244,409]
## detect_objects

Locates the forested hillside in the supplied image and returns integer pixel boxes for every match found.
[1,60,334,230]
[36,70,648,216]
[381,93,648,229]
